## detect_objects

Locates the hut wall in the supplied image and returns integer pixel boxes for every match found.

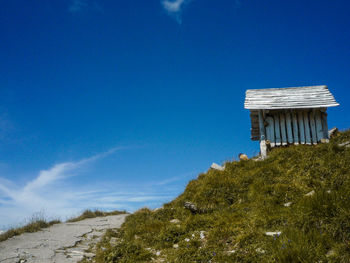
[261,108,328,147]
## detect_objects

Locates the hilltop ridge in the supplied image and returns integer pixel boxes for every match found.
[87,130,350,263]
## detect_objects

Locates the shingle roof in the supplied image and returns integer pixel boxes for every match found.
[244,85,339,110]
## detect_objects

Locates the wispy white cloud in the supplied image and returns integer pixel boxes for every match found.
[0,147,192,229]
[68,0,88,13]
[68,0,104,14]
[162,0,186,13]
[161,0,192,23]
[152,171,196,186]
[0,147,128,227]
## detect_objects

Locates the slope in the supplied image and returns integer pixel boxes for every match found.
[89,130,350,263]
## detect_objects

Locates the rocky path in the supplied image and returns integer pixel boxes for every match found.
[0,214,128,263]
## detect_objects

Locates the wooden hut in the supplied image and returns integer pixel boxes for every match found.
[244,85,339,158]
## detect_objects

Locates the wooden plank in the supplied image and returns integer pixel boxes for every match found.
[303,111,312,145]
[285,111,293,144]
[315,110,324,141]
[258,110,267,159]
[298,111,305,144]
[321,112,329,139]
[292,111,299,144]
[258,110,266,141]
[309,111,317,144]
[274,114,281,146]
[280,113,287,145]
[265,116,275,147]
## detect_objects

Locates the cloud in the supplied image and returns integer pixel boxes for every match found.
[162,0,186,13]
[152,171,196,186]
[68,0,104,14]
[0,147,192,229]
[0,147,126,227]
[68,0,88,13]
[161,0,191,23]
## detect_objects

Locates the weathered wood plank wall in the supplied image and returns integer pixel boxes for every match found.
[255,109,328,147]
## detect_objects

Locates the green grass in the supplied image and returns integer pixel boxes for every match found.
[91,130,350,263]
[67,209,127,223]
[0,213,61,242]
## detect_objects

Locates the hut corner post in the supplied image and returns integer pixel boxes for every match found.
[258,110,267,159]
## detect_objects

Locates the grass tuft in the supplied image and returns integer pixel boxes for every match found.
[0,213,61,242]
[67,209,127,223]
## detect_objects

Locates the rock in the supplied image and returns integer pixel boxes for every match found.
[284,202,292,207]
[339,141,350,147]
[328,127,338,138]
[326,249,336,258]
[265,231,281,237]
[211,163,225,171]
[305,190,315,197]
[170,219,180,224]
[200,231,205,240]
[256,248,266,254]
[110,237,118,245]
[239,153,249,161]
[253,156,264,161]
[184,201,198,214]
[173,244,179,249]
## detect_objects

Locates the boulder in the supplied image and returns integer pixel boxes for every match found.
[184,202,198,214]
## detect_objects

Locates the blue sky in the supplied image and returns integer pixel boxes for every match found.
[0,0,349,228]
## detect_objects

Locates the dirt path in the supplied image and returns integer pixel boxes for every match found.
[0,214,128,263]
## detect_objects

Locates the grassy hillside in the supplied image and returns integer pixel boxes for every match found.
[90,130,350,263]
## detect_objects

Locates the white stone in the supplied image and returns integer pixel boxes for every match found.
[326,249,336,258]
[173,244,179,249]
[284,202,292,207]
[170,219,180,224]
[265,231,281,236]
[200,231,205,240]
[256,248,266,254]
[210,163,225,171]
[305,190,315,197]
[339,140,350,147]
